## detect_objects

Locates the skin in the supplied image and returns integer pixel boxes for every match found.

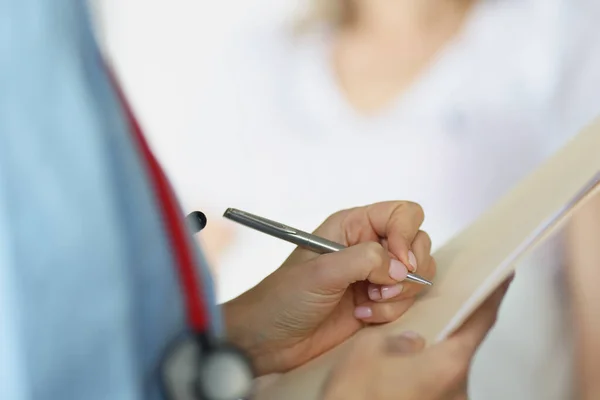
[222,200,510,398]
[322,280,511,400]
[224,201,435,375]
[332,0,475,113]
[565,192,600,400]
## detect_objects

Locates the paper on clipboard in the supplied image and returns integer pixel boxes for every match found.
[258,117,600,400]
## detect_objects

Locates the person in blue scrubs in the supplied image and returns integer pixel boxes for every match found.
[0,1,511,399]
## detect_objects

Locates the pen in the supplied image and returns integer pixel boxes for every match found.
[222,208,432,286]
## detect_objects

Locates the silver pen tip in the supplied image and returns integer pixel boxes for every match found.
[407,273,433,286]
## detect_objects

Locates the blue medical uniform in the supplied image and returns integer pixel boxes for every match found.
[0,1,221,399]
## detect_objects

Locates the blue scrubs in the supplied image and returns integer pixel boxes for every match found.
[0,1,221,399]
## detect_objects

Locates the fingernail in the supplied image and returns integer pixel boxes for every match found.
[400,331,422,340]
[381,284,403,299]
[408,251,418,272]
[354,306,373,319]
[389,259,408,281]
[368,285,381,301]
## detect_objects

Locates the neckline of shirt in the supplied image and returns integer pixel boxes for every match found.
[282,0,498,136]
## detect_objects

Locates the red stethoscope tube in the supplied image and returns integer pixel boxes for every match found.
[108,70,254,400]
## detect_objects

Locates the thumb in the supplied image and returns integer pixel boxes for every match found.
[419,276,513,389]
[446,276,512,353]
[308,242,409,290]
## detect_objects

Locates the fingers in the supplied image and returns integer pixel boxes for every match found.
[364,201,425,270]
[381,229,432,273]
[288,201,425,269]
[367,282,406,301]
[410,258,437,295]
[407,230,432,274]
[354,297,415,323]
[446,276,513,355]
[311,242,407,289]
[413,277,512,397]
[367,231,435,301]
[367,259,436,303]
[308,231,432,302]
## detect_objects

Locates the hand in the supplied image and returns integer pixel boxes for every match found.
[322,279,512,400]
[224,201,436,375]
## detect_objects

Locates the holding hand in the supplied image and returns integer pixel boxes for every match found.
[224,201,436,375]
[322,280,512,400]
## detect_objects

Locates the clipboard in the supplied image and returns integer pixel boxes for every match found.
[258,117,600,400]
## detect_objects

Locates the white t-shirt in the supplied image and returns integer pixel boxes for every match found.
[165,0,600,398]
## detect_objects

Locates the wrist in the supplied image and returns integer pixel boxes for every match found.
[223,293,279,376]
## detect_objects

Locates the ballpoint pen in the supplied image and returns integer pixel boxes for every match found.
[222,208,432,286]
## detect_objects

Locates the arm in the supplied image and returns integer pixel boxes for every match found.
[552,5,600,396]
[565,192,600,400]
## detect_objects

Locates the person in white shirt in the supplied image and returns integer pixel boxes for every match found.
[163,0,600,398]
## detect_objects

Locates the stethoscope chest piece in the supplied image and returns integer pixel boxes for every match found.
[196,344,254,400]
[161,335,254,400]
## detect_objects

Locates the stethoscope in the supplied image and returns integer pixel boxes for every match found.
[134,128,254,400]
[108,69,255,400]
[177,211,255,400]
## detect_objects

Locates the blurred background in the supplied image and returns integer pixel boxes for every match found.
[90,0,600,309]
[91,0,303,301]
